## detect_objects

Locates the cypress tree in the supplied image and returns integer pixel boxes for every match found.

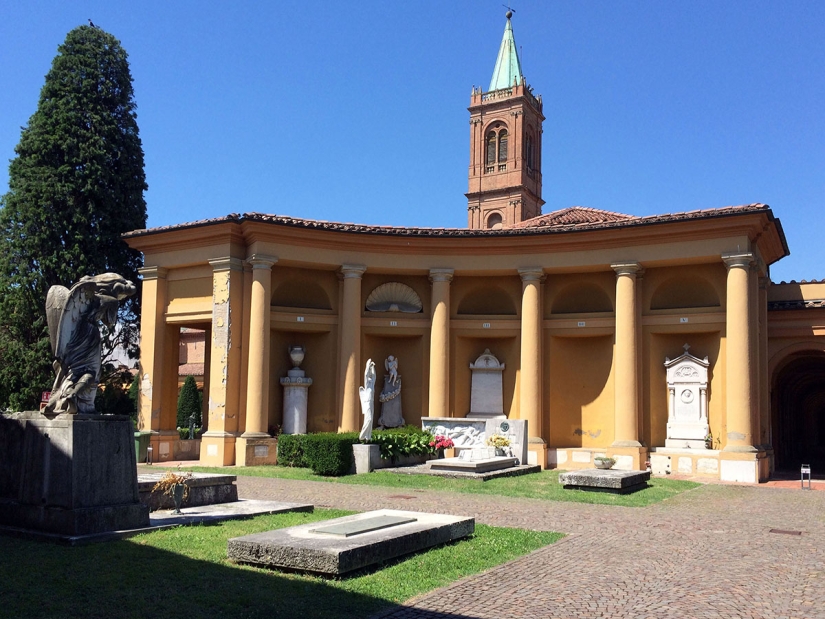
[177,375,201,431]
[0,25,147,410]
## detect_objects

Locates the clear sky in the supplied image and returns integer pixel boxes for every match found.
[1,1,823,283]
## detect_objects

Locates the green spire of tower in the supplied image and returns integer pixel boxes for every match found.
[488,11,523,91]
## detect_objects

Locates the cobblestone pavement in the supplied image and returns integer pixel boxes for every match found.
[236,476,825,619]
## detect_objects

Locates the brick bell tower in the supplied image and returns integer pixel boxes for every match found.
[467,11,544,229]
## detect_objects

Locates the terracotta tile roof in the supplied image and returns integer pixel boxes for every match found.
[124,203,774,239]
[511,206,636,229]
[178,363,204,376]
[768,300,825,311]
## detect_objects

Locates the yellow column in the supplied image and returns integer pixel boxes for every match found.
[136,266,167,434]
[242,254,277,437]
[611,262,642,447]
[428,268,454,418]
[723,252,757,452]
[338,264,366,432]
[201,257,245,466]
[518,268,544,442]
[758,276,770,450]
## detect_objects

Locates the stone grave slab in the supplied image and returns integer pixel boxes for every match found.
[227,509,474,575]
[137,472,238,511]
[310,515,417,537]
[559,469,651,494]
[429,456,518,474]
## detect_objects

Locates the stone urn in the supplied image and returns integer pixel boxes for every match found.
[594,457,616,470]
[289,345,306,368]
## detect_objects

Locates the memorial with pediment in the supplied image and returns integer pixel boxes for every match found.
[664,345,710,449]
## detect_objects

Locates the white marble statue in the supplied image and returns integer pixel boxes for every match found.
[385,355,399,385]
[378,355,404,428]
[44,273,136,416]
[358,358,377,441]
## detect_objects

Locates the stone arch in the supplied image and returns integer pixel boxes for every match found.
[271,278,332,310]
[457,285,517,316]
[650,276,720,310]
[771,346,825,470]
[551,282,613,314]
[486,212,504,230]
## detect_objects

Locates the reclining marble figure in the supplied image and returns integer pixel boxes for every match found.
[44,273,136,416]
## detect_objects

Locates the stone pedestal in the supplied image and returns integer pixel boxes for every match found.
[469,349,505,419]
[0,412,149,536]
[236,436,279,466]
[378,375,404,428]
[281,367,312,434]
[353,443,382,474]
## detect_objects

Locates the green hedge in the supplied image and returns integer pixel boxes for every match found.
[303,432,359,476]
[370,426,435,460]
[277,432,359,476]
[276,434,307,468]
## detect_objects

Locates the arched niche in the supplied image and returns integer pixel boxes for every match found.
[272,278,332,310]
[457,285,517,316]
[650,276,720,311]
[551,283,613,314]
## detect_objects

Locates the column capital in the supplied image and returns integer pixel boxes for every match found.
[246,254,278,269]
[611,262,642,277]
[429,268,454,283]
[518,267,545,282]
[138,266,168,280]
[722,252,754,270]
[208,257,244,272]
[340,264,366,279]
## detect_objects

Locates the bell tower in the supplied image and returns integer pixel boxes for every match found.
[467,11,544,229]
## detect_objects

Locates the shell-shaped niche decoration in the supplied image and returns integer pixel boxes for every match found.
[365,282,423,313]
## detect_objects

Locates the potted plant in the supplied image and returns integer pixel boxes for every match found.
[594,456,616,470]
[704,432,714,450]
[151,470,192,514]
[486,434,511,456]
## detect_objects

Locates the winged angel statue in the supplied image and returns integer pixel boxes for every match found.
[44,273,136,416]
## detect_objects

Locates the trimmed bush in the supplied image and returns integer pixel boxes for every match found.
[277,434,307,468]
[303,432,360,476]
[177,376,201,428]
[371,426,435,460]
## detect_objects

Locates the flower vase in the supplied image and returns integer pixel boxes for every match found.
[171,483,185,514]
[495,447,507,457]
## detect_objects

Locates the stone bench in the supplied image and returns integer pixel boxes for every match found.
[559,469,651,494]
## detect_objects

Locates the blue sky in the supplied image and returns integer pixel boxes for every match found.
[1,1,823,283]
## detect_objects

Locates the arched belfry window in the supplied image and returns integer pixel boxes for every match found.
[487,212,503,229]
[484,125,508,173]
[486,132,497,166]
[498,130,508,164]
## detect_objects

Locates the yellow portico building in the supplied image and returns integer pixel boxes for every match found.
[125,15,825,482]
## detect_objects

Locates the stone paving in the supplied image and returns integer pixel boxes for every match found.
[236,475,825,619]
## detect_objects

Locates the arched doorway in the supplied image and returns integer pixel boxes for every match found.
[772,352,825,470]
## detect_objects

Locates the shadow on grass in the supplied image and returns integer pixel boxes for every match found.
[0,533,406,619]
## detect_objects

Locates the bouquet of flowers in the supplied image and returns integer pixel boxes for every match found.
[429,435,455,450]
[486,434,510,448]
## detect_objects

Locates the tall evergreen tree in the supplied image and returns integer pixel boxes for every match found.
[0,25,147,410]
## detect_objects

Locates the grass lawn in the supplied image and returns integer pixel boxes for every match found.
[0,510,562,619]
[179,466,700,507]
